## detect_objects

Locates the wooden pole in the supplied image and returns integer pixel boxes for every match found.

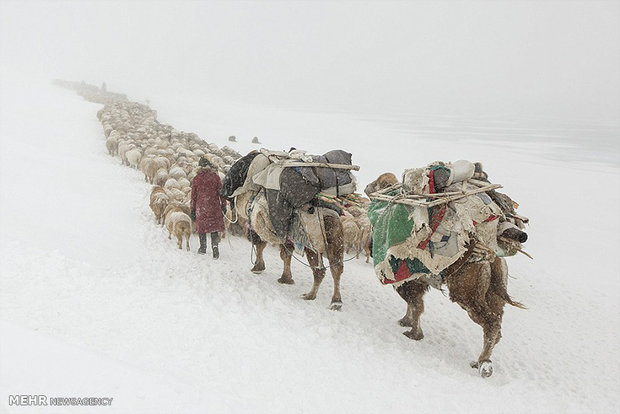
[369,183,503,207]
[279,161,360,171]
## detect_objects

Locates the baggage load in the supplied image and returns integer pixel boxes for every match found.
[224,148,360,251]
[368,160,529,286]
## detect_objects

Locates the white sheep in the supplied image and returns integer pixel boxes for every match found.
[164,177,180,189]
[168,166,187,181]
[165,210,192,251]
[105,135,118,156]
[154,168,169,187]
[164,187,185,202]
[177,177,190,188]
[117,142,135,166]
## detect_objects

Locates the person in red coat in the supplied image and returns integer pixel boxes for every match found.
[191,157,227,258]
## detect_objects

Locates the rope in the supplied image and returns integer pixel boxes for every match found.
[249,229,258,265]
[224,205,238,224]
[279,241,360,271]
[223,195,239,224]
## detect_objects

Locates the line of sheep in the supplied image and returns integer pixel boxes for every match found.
[60,80,375,262]
[96,100,242,250]
[97,102,375,261]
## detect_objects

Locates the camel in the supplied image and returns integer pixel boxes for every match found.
[364,172,398,196]
[395,243,524,378]
[367,171,526,377]
[232,191,345,310]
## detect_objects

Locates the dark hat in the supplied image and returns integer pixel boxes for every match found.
[198,156,212,168]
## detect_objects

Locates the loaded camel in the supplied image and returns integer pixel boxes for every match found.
[230,190,345,310]
[222,150,354,310]
[366,166,527,377]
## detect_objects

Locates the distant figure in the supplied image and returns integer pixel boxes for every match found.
[191,157,227,258]
[228,135,237,142]
[101,82,107,92]
[252,136,260,144]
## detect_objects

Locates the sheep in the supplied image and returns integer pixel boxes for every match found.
[164,187,185,203]
[144,156,170,183]
[164,177,180,189]
[177,177,191,189]
[163,202,191,222]
[117,142,136,166]
[105,135,118,156]
[165,209,192,251]
[149,186,169,224]
[355,215,373,263]
[168,166,187,181]
[162,202,192,231]
[139,155,155,181]
[154,168,169,187]
[143,147,158,157]
[181,188,192,204]
[341,215,362,256]
[126,148,143,169]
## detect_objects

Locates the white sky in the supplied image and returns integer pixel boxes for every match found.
[1,0,619,123]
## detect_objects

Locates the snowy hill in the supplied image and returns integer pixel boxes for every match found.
[0,77,619,414]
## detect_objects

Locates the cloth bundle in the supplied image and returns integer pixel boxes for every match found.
[368,160,527,287]
[223,148,357,251]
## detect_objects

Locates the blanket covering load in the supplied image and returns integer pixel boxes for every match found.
[368,160,528,287]
[222,148,358,252]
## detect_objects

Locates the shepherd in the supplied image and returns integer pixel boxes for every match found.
[191,157,227,258]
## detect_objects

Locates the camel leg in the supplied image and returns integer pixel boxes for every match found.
[177,234,182,249]
[324,216,344,309]
[301,248,325,301]
[487,257,511,347]
[446,262,504,377]
[278,241,295,284]
[185,234,190,251]
[249,230,267,274]
[395,280,428,340]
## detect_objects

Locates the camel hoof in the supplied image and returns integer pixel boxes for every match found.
[479,360,493,378]
[251,269,264,274]
[398,317,414,327]
[277,276,295,285]
[301,293,316,301]
[471,360,493,378]
[402,330,424,341]
[251,264,265,274]
[329,301,342,311]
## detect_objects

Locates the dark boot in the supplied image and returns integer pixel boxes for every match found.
[198,233,207,254]
[211,232,219,259]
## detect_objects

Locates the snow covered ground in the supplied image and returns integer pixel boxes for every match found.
[1,77,619,413]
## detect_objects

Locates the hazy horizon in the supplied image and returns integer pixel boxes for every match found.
[1,0,619,126]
